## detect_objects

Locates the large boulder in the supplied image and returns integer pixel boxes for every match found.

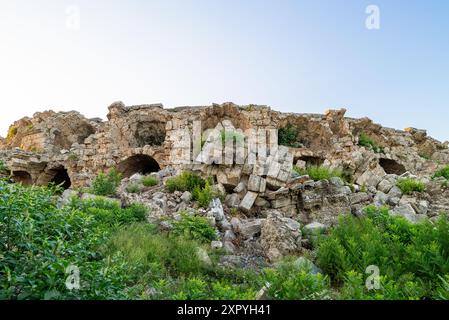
[260,211,302,262]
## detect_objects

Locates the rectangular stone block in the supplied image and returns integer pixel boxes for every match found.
[239,191,258,212]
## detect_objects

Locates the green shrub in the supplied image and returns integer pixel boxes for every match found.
[0,180,144,300]
[172,212,217,243]
[358,132,383,153]
[338,271,426,300]
[315,206,449,299]
[293,165,344,182]
[278,125,301,148]
[126,183,141,194]
[90,168,122,196]
[433,166,449,180]
[264,259,331,300]
[165,171,205,193]
[0,160,8,173]
[142,175,159,187]
[192,180,215,208]
[68,197,147,226]
[6,127,17,141]
[105,224,210,278]
[396,178,426,194]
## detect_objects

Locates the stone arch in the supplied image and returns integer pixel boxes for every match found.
[117,154,161,178]
[379,158,406,175]
[38,165,72,189]
[11,171,33,185]
[295,156,325,167]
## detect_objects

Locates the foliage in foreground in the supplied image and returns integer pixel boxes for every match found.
[171,212,218,243]
[315,206,449,299]
[2,180,449,300]
[0,180,146,299]
[89,168,122,196]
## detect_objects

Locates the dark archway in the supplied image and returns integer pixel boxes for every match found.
[295,156,325,167]
[379,158,406,175]
[135,121,166,147]
[117,155,161,178]
[49,167,72,189]
[12,171,32,185]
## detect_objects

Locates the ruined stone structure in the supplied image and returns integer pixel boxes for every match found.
[1,101,449,231]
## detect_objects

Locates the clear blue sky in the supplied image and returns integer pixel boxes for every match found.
[1,0,448,140]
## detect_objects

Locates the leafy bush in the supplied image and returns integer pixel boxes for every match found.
[278,125,301,148]
[0,160,8,173]
[105,223,259,300]
[433,166,449,180]
[358,132,383,153]
[338,271,426,300]
[172,212,217,243]
[126,183,141,194]
[166,171,205,193]
[396,178,426,194]
[315,206,449,299]
[68,197,148,226]
[264,259,331,300]
[293,165,344,182]
[142,175,159,187]
[192,181,214,208]
[90,168,122,196]
[105,224,207,277]
[0,180,146,300]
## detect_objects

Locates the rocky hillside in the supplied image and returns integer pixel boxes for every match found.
[2,102,449,300]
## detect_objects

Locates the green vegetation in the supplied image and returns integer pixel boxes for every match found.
[278,124,301,148]
[166,171,220,208]
[166,171,205,193]
[126,183,141,194]
[293,165,344,182]
[6,127,17,141]
[264,259,331,300]
[142,175,159,187]
[2,176,449,300]
[396,178,426,194]
[89,168,122,196]
[0,160,8,173]
[192,180,215,208]
[172,212,218,243]
[315,206,449,299]
[358,132,384,153]
[68,153,78,161]
[0,180,147,299]
[433,166,449,180]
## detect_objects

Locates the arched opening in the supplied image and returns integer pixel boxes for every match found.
[117,155,161,178]
[295,156,325,167]
[49,166,72,189]
[379,158,406,175]
[135,121,166,147]
[12,171,32,185]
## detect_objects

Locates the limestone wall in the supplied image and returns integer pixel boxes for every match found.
[1,101,448,189]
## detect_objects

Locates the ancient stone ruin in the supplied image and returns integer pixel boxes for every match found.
[2,101,449,263]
